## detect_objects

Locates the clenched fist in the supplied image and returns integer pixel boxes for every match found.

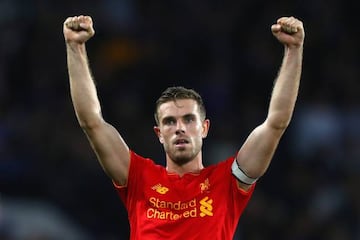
[271,16,305,48]
[63,15,95,44]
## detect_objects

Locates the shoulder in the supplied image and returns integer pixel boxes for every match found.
[129,150,165,173]
[205,155,236,172]
[200,155,236,181]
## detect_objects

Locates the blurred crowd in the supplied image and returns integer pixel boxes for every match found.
[1,0,359,239]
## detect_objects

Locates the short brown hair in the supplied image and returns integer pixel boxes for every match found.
[154,86,206,125]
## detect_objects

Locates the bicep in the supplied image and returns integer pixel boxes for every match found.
[236,120,285,178]
[83,121,130,186]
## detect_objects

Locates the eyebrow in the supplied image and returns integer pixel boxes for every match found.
[182,113,196,119]
[161,113,197,123]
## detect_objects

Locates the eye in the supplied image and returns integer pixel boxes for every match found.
[163,117,176,125]
[184,115,195,123]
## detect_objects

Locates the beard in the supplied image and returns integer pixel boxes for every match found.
[169,150,196,166]
[164,140,202,166]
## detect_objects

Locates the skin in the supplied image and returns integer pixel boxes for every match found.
[63,15,305,190]
[153,99,210,176]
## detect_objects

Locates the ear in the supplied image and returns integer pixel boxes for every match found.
[153,126,164,143]
[202,119,210,138]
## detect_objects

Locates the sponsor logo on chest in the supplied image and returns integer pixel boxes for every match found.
[147,178,214,220]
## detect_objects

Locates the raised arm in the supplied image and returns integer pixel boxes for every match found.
[235,17,305,189]
[63,15,130,185]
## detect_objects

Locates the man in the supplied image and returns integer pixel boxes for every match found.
[63,15,304,239]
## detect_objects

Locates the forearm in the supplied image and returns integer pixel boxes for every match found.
[67,42,102,128]
[235,17,304,190]
[235,47,302,182]
[267,45,303,129]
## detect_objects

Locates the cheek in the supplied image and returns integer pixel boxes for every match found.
[195,123,205,135]
[159,127,172,142]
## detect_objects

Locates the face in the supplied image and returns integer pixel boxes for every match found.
[154,99,210,166]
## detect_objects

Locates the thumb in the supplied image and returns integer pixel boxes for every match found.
[80,22,95,36]
[79,22,89,30]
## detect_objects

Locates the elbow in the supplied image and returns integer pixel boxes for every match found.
[267,112,293,130]
[269,120,290,131]
[77,113,104,130]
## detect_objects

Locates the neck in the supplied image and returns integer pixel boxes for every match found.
[166,156,204,177]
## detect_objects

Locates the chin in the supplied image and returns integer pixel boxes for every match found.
[171,153,194,166]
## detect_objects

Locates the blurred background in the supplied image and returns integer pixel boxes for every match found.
[1,0,360,239]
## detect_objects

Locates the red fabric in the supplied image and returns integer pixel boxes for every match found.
[114,151,255,240]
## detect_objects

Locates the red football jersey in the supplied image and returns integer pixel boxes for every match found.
[114,151,255,240]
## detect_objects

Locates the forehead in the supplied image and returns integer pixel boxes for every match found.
[157,99,200,119]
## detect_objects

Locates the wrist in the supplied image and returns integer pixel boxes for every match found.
[66,41,87,54]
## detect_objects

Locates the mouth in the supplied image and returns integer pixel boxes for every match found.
[174,138,189,147]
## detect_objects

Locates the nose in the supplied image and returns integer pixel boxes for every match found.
[175,129,185,135]
[175,121,185,135]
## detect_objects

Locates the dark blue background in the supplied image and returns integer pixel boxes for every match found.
[1,0,359,239]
